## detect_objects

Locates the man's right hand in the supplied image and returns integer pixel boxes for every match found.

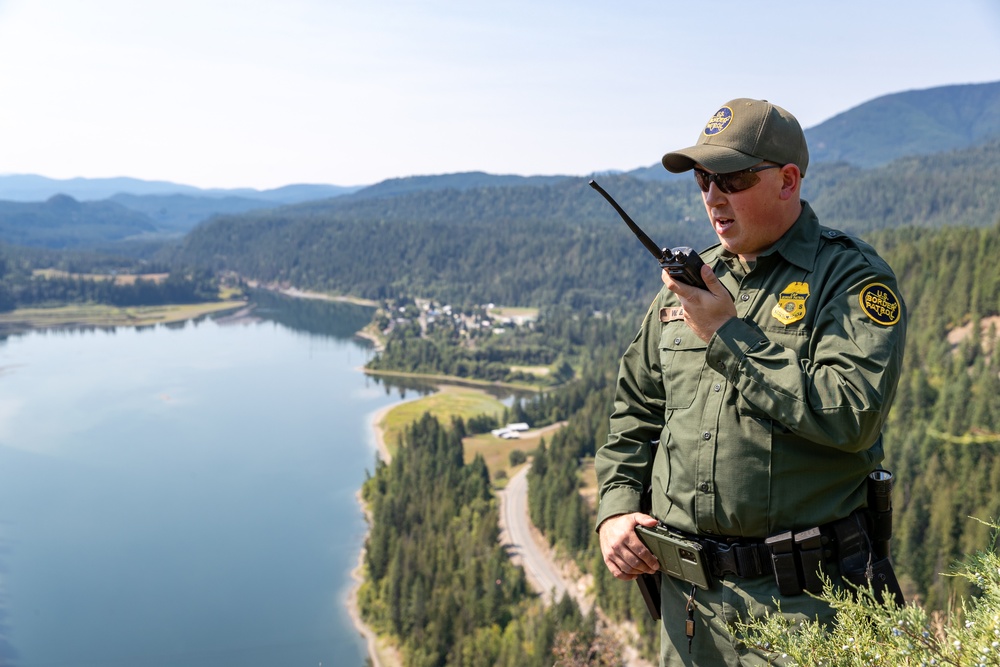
[598,512,661,580]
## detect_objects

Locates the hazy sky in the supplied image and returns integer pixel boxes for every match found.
[1,1,998,190]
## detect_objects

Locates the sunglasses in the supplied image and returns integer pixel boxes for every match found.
[693,164,781,194]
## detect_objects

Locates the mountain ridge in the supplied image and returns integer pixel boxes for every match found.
[806,80,1000,167]
[0,173,362,204]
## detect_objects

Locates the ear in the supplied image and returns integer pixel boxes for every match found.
[777,164,801,201]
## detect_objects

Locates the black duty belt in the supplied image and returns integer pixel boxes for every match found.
[684,516,855,596]
[699,537,774,579]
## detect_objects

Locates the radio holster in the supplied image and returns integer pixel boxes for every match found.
[635,441,662,620]
[835,470,904,606]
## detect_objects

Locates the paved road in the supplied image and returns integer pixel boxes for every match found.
[499,463,591,613]
[500,464,655,667]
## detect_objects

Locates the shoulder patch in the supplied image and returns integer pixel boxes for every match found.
[859,283,901,325]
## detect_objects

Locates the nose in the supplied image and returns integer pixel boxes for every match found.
[703,181,727,207]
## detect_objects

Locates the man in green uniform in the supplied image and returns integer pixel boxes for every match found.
[595,98,907,665]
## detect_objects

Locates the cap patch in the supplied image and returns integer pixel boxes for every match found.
[859,283,901,325]
[771,281,809,325]
[703,106,734,136]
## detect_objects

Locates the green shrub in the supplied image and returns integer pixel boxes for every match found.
[739,519,1000,666]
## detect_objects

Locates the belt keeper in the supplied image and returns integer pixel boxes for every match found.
[764,531,803,596]
[794,527,826,594]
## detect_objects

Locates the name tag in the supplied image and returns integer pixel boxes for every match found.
[659,307,685,323]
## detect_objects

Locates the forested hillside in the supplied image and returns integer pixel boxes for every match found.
[170,142,1000,309]
[0,194,157,248]
[872,223,1000,609]
[806,141,1000,232]
[0,244,220,314]
[170,175,708,310]
[109,193,277,234]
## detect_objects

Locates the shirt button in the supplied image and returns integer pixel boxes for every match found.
[674,337,682,345]
[714,383,721,392]
[699,482,710,492]
[702,432,711,440]
[740,293,750,302]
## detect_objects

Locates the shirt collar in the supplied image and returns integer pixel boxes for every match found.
[757,200,819,272]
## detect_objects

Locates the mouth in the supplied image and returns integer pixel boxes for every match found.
[714,217,735,234]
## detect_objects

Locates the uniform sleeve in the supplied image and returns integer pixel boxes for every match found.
[595,298,668,529]
[705,259,906,452]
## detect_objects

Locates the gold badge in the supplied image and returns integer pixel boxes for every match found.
[859,283,901,325]
[771,282,810,325]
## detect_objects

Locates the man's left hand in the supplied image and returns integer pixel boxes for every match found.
[662,263,736,343]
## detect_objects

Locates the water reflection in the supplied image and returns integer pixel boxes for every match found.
[243,289,375,340]
[363,372,537,407]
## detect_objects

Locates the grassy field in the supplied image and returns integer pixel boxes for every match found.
[32,269,171,285]
[509,365,550,377]
[488,305,539,321]
[376,385,566,487]
[463,424,563,488]
[378,385,506,456]
[0,300,246,331]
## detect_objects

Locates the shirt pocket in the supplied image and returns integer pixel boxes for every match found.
[658,322,708,409]
[736,328,811,420]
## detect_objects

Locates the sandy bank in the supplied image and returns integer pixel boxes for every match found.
[344,400,407,667]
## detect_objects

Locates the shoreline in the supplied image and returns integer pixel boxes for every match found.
[362,367,548,393]
[344,401,404,667]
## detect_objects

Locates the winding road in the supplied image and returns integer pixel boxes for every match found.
[498,463,591,613]
[499,463,653,667]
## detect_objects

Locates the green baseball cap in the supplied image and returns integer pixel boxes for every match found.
[662,98,809,177]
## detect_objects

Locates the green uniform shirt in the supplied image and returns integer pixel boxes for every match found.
[596,201,907,538]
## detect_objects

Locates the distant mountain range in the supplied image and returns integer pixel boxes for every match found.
[0,174,361,204]
[1,79,997,251]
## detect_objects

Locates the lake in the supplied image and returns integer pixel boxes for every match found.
[0,293,418,666]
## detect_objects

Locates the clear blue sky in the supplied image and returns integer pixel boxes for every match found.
[0,0,997,190]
